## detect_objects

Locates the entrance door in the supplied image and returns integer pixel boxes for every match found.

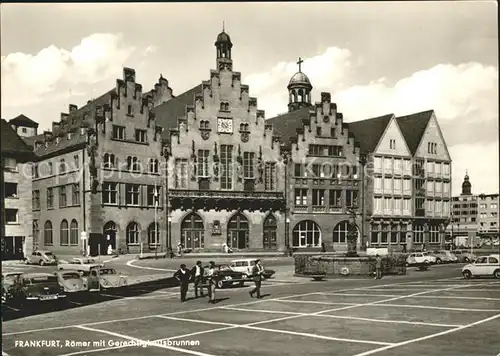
[103,222,117,250]
[88,233,106,256]
[263,214,278,250]
[2,237,14,260]
[14,236,24,259]
[227,213,249,250]
[237,231,246,249]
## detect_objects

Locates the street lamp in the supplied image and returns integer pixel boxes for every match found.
[285,216,290,247]
[359,153,367,251]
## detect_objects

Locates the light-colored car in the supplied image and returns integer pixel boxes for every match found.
[25,250,57,266]
[452,250,476,263]
[55,270,88,294]
[229,259,275,279]
[462,254,500,279]
[94,267,128,290]
[431,250,453,264]
[57,258,104,271]
[441,250,458,263]
[406,252,432,266]
[421,252,437,264]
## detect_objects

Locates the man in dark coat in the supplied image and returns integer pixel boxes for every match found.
[173,264,191,302]
[249,259,264,299]
[375,255,383,280]
[190,260,204,298]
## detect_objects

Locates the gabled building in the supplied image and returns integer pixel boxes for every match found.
[9,114,39,138]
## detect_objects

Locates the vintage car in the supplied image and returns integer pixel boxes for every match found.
[57,257,104,270]
[8,273,66,305]
[452,250,476,263]
[55,270,88,294]
[203,264,247,289]
[431,250,454,264]
[406,253,432,266]
[2,272,23,303]
[229,259,276,279]
[462,254,500,279]
[25,250,57,266]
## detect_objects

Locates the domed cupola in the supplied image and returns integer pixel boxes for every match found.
[288,57,313,112]
[461,171,472,196]
[215,23,233,71]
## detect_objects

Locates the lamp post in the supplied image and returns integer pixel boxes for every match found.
[285,216,290,254]
[359,153,367,251]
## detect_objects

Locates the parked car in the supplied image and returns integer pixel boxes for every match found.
[54,270,88,294]
[406,252,432,266]
[229,259,276,279]
[57,258,104,271]
[8,273,66,306]
[431,250,451,264]
[1,272,23,303]
[25,250,57,266]
[204,264,247,289]
[93,267,128,291]
[421,252,437,264]
[442,250,458,263]
[462,254,500,279]
[452,250,476,263]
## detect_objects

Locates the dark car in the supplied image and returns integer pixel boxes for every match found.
[9,272,66,307]
[204,264,247,289]
[2,272,23,303]
[262,269,276,279]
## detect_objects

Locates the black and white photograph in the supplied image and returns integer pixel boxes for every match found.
[1,2,499,356]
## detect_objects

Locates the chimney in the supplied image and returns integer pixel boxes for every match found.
[52,122,61,132]
[43,131,52,141]
[123,67,136,82]
[61,113,69,121]
[69,104,78,113]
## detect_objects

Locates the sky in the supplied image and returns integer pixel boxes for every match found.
[1,2,498,196]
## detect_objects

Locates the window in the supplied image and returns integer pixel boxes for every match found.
[435,200,442,215]
[102,182,118,204]
[373,197,383,214]
[59,159,66,174]
[5,209,18,224]
[72,183,80,205]
[135,129,147,143]
[374,157,382,172]
[443,182,450,194]
[4,183,18,198]
[312,189,325,206]
[127,105,134,116]
[374,177,382,193]
[60,220,69,246]
[492,203,498,209]
[59,186,67,208]
[403,160,412,174]
[181,213,205,249]
[112,125,125,140]
[243,152,255,178]
[435,182,442,194]
[371,223,380,244]
[47,187,54,209]
[393,159,402,173]
[380,224,389,244]
[403,179,411,193]
[264,162,277,191]
[292,220,321,247]
[295,189,308,206]
[44,221,53,245]
[149,159,159,174]
[384,178,392,193]
[125,184,140,206]
[389,139,396,150]
[73,155,79,169]
[428,142,437,154]
[127,156,140,172]
[329,190,342,207]
[384,198,392,215]
[220,145,233,190]
[294,164,306,177]
[426,200,434,214]
[32,190,40,210]
[103,153,116,169]
[309,145,323,156]
[22,127,27,133]
[435,162,441,176]
[197,150,209,177]
[330,128,336,137]
[393,198,402,215]
[70,220,79,246]
[200,120,210,130]
[33,164,39,178]
[427,181,434,193]
[148,223,160,246]
[263,214,278,250]
[394,178,402,193]
[147,185,160,206]
[328,146,343,157]
[126,222,140,245]
[443,163,450,177]
[4,158,17,170]
[333,221,358,243]
[316,127,322,136]
[429,225,439,243]
[346,190,358,207]
[390,224,399,244]
[175,159,188,189]
[384,158,393,172]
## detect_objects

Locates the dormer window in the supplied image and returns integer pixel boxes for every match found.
[22,127,27,133]
[390,139,396,150]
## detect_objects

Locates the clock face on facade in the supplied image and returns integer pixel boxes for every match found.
[217,118,233,133]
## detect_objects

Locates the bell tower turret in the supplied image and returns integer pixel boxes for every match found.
[287,57,313,112]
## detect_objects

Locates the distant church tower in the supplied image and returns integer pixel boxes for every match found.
[287,57,313,112]
[215,23,233,72]
[461,171,472,196]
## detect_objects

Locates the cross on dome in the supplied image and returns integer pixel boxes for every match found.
[297,57,304,72]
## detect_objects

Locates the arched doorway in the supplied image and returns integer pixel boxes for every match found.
[263,214,277,250]
[292,220,321,248]
[181,213,204,249]
[103,221,117,249]
[227,213,249,250]
[333,220,360,244]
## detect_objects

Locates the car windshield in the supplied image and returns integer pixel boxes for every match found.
[44,252,53,256]
[62,273,81,280]
[70,260,82,264]
[25,276,58,284]
[218,265,231,271]
[99,269,116,275]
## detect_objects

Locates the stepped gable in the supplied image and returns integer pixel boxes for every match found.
[1,119,34,155]
[266,106,311,145]
[8,114,39,128]
[347,114,393,154]
[395,109,434,155]
[152,84,203,143]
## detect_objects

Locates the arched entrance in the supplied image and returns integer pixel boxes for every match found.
[227,213,249,250]
[103,221,117,249]
[292,220,321,248]
[333,220,360,244]
[181,213,204,249]
[263,214,277,250]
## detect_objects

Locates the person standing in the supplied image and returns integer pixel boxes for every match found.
[249,259,264,298]
[173,264,191,302]
[206,261,218,304]
[190,260,204,298]
[375,254,383,280]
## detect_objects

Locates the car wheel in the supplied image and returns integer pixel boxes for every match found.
[462,270,472,279]
[217,281,224,289]
[423,260,428,264]
[494,269,500,279]
[39,260,45,266]
[464,257,469,262]
[436,259,442,264]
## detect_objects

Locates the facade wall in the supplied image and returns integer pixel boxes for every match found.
[3,162,33,257]
[448,195,478,237]
[11,124,37,138]
[478,194,499,237]
[287,93,362,251]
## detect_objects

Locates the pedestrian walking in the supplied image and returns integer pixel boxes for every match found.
[190,261,205,298]
[177,242,183,257]
[321,242,326,253]
[249,259,264,298]
[375,254,383,280]
[173,264,191,302]
[206,261,218,304]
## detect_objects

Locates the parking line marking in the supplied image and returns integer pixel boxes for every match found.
[278,300,359,306]
[69,301,83,306]
[315,314,463,328]
[352,313,500,356]
[157,315,236,327]
[378,303,500,312]
[100,293,176,300]
[319,292,500,301]
[221,306,306,315]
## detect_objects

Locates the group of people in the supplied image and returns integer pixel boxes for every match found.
[173,259,266,303]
